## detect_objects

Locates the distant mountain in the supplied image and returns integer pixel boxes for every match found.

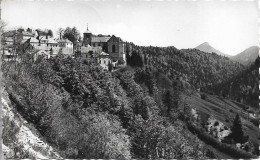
[230,46,259,65]
[195,42,229,57]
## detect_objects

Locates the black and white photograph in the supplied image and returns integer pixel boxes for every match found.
[1,0,259,159]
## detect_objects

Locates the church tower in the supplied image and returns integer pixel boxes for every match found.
[83,24,92,46]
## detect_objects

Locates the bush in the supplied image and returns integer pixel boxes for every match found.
[214,121,219,126]
[205,149,216,158]
[200,94,207,100]
[118,58,125,65]
[225,119,230,123]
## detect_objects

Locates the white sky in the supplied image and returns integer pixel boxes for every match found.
[1,0,259,55]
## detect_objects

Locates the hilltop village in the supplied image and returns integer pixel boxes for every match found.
[2,26,127,70]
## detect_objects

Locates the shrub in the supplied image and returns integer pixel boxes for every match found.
[225,119,230,123]
[79,111,131,159]
[214,121,219,126]
[118,58,125,65]
[205,149,216,158]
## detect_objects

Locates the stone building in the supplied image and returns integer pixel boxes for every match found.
[107,35,126,63]
[81,26,126,64]
[91,34,111,52]
[82,26,92,47]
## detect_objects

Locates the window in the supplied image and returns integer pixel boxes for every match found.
[112,44,116,52]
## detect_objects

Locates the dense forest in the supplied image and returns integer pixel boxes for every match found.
[2,42,259,159]
[2,53,207,159]
[125,43,258,109]
[209,56,259,109]
[126,43,245,89]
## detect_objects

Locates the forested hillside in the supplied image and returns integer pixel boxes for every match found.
[2,54,207,159]
[126,43,245,89]
[230,46,259,65]
[209,56,259,109]
[2,43,258,159]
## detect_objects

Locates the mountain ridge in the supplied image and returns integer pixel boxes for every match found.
[195,42,229,57]
[230,46,259,65]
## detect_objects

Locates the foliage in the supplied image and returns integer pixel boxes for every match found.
[63,26,81,44]
[210,56,259,109]
[200,93,207,100]
[230,114,246,143]
[128,115,204,159]
[126,43,244,90]
[205,149,216,158]
[3,42,256,159]
[186,120,256,159]
[79,111,131,159]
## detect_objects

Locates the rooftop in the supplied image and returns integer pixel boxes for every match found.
[57,38,73,44]
[92,35,111,43]
[22,31,34,37]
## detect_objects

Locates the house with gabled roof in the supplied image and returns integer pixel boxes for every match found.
[57,38,73,48]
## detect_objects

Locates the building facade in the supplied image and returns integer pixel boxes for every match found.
[107,35,126,63]
[81,26,126,65]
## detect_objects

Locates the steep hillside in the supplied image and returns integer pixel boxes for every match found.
[195,42,229,57]
[2,44,258,159]
[230,46,259,65]
[184,92,259,157]
[2,54,208,159]
[185,93,259,144]
[208,56,259,109]
[2,87,61,159]
[124,44,258,158]
[126,43,245,89]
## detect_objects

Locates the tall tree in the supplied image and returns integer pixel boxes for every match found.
[162,90,174,115]
[63,26,80,44]
[230,114,245,143]
[26,28,32,33]
[47,29,53,37]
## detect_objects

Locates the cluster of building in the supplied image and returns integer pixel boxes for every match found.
[2,26,126,70]
[2,29,73,59]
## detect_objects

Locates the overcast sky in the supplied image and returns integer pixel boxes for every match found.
[2,0,259,55]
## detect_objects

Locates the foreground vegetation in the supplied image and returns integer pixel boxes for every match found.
[2,54,205,159]
[2,42,259,158]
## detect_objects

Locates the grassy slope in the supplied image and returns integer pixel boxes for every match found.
[185,92,260,147]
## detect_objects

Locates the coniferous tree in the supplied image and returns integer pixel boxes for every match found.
[230,114,244,143]
[163,90,174,115]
